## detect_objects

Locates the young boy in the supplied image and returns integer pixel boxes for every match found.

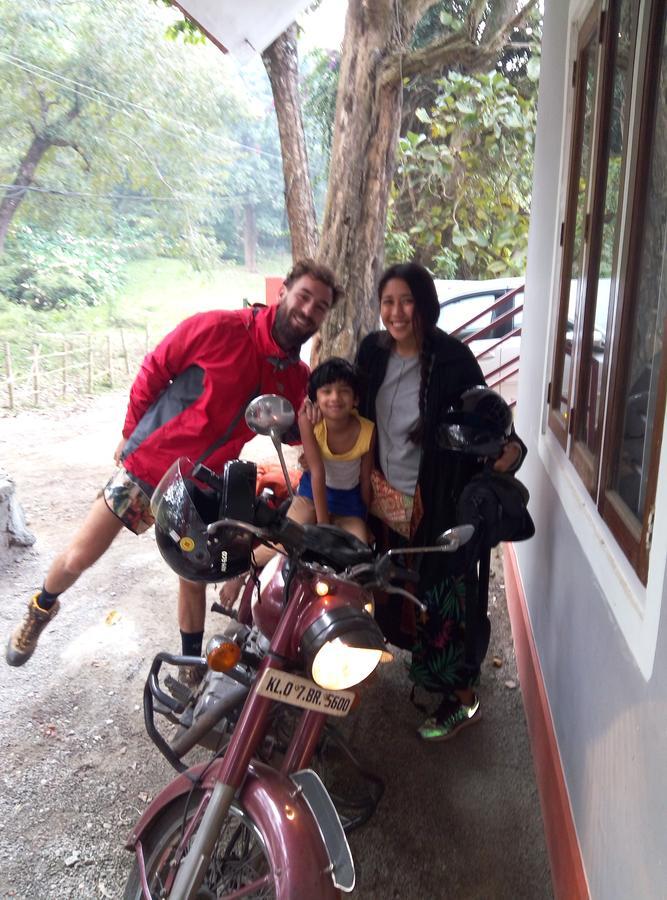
[293,358,375,543]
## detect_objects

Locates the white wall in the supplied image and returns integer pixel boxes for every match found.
[514,1,667,896]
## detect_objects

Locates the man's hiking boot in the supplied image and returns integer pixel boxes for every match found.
[6,595,60,667]
[178,664,206,690]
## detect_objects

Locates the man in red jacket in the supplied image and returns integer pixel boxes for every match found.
[6,259,341,672]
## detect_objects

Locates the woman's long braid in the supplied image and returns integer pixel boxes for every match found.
[408,331,434,445]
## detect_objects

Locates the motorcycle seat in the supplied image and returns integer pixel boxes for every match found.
[300,523,374,570]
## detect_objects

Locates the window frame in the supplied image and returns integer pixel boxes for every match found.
[548,0,667,585]
[598,0,667,582]
[548,1,601,450]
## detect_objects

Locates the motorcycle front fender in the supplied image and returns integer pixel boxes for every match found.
[126,759,345,899]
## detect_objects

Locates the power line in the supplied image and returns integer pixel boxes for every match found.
[0,181,258,204]
[0,50,283,161]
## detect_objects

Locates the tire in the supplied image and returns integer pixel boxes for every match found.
[124,790,275,900]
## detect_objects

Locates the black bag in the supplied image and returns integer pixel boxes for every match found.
[456,471,534,674]
[456,470,535,557]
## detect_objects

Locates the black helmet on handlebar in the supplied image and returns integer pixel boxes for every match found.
[151,457,257,582]
[438,385,513,460]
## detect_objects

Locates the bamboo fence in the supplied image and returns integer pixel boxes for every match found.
[0,327,151,411]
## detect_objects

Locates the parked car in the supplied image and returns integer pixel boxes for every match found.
[435,278,524,406]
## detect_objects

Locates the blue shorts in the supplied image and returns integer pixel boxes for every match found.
[297,471,367,519]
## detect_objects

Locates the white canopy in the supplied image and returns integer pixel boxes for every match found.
[172,0,312,59]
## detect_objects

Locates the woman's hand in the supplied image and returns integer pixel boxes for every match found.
[493,440,522,473]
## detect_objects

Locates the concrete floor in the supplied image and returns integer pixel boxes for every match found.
[339,549,553,900]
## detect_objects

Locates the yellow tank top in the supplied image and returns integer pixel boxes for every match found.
[313,413,374,490]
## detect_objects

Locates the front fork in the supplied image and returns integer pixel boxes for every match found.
[168,781,236,900]
[167,711,328,900]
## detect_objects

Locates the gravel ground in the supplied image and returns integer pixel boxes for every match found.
[0,391,552,899]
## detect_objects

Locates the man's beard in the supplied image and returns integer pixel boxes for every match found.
[273,306,316,351]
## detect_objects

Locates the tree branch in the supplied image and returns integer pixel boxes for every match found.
[50,138,91,172]
[380,0,539,85]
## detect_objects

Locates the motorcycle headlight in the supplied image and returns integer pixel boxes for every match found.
[301,606,390,691]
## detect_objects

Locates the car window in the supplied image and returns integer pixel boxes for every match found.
[490,290,524,338]
[439,294,497,339]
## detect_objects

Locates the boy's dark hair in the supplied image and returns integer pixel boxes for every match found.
[308,357,361,402]
[284,258,343,306]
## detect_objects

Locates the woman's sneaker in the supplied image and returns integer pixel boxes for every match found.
[6,595,60,666]
[418,693,481,742]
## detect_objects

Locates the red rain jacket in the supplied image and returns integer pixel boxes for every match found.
[120,305,308,488]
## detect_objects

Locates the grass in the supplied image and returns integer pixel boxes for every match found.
[0,254,292,401]
[111,256,291,334]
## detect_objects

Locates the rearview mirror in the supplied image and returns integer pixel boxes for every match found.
[435,524,475,550]
[245,395,295,436]
[245,395,296,502]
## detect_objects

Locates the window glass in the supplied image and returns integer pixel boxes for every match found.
[608,23,667,520]
[576,0,636,453]
[490,294,517,338]
[555,39,598,420]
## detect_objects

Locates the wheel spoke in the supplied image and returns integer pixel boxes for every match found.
[218,873,273,899]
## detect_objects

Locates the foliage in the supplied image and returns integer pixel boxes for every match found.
[0,226,124,310]
[301,49,340,165]
[0,0,290,272]
[387,69,537,278]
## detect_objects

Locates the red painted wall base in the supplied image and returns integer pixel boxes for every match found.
[502,543,590,900]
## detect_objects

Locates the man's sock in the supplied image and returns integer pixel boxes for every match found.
[35,585,61,611]
[180,629,204,658]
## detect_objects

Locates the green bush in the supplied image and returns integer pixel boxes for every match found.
[0,226,124,310]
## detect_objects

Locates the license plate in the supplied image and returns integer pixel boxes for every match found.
[255,667,354,717]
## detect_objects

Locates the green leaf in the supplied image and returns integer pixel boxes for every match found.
[417,144,440,161]
[527,56,541,82]
[415,107,432,124]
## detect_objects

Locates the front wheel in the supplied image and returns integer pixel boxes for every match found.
[124,790,275,899]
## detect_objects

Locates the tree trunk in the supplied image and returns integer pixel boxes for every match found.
[315,0,537,361]
[316,0,412,361]
[0,136,51,254]
[243,203,258,272]
[262,25,319,261]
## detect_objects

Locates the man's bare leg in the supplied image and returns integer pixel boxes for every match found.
[331,514,369,544]
[43,495,125,594]
[178,578,207,633]
[177,578,207,687]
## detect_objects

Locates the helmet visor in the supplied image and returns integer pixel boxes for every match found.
[151,457,218,571]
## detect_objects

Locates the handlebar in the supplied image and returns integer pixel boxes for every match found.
[206,508,474,615]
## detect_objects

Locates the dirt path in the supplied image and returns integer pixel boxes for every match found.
[0,392,552,899]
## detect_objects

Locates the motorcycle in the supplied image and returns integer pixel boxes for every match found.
[124,394,473,899]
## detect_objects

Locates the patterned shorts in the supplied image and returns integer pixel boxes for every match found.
[103,467,155,535]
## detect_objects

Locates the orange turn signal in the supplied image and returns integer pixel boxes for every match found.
[207,641,241,672]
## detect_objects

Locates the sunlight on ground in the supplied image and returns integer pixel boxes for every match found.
[60,613,141,666]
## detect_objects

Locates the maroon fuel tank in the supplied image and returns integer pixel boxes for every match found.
[251,552,289,638]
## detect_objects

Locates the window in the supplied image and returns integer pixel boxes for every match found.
[548,0,667,583]
[439,292,497,339]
